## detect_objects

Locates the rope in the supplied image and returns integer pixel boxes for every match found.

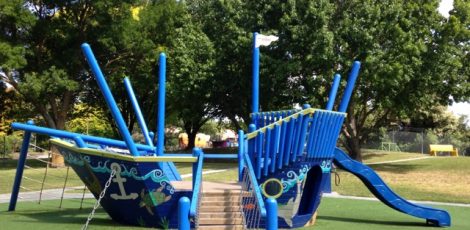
[59,166,70,208]
[29,143,52,153]
[80,186,89,210]
[38,159,49,204]
[332,168,341,186]
[82,168,116,230]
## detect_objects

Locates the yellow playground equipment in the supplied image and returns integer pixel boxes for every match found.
[429,144,459,157]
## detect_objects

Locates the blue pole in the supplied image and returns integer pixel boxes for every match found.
[11,122,155,151]
[326,74,341,111]
[192,148,201,188]
[178,196,190,230]
[266,198,278,230]
[157,53,166,156]
[81,43,139,156]
[73,136,87,148]
[252,32,260,115]
[149,131,155,145]
[238,130,245,182]
[338,61,361,113]
[9,120,34,211]
[124,77,153,146]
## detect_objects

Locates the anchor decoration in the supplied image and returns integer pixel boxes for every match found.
[110,162,139,200]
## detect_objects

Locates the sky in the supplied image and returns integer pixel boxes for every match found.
[438,0,470,124]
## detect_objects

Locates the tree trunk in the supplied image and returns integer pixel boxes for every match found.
[184,120,204,151]
[342,103,363,162]
[186,131,197,150]
[344,134,362,162]
[50,113,66,167]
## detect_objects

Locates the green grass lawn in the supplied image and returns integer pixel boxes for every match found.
[361,150,428,164]
[0,158,84,194]
[333,155,470,204]
[1,198,468,230]
[1,150,469,229]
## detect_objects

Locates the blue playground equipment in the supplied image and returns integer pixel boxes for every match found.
[8,34,450,229]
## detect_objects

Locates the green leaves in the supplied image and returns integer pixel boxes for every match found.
[19,66,78,102]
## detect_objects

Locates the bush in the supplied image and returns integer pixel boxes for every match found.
[0,133,22,156]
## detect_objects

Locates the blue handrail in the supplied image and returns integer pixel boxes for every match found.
[11,122,155,152]
[189,148,204,217]
[242,149,267,217]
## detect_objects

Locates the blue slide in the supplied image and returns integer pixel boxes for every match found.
[333,148,451,227]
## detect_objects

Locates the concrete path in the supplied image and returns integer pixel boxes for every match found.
[0,187,94,204]
[366,156,431,165]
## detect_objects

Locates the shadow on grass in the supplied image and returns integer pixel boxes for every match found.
[318,215,428,227]
[1,158,47,169]
[11,208,123,227]
[362,153,388,161]
[368,163,425,174]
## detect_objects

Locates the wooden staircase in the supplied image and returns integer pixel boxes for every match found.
[198,182,244,230]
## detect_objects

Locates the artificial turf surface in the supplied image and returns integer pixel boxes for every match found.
[1,197,468,230]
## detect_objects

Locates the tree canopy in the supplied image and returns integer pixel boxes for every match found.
[0,0,468,159]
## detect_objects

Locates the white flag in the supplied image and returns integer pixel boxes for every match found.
[255,34,279,48]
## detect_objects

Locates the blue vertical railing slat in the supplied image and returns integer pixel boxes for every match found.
[319,112,333,159]
[310,112,324,158]
[310,112,321,159]
[268,126,276,174]
[297,114,311,157]
[283,117,295,166]
[316,112,328,159]
[278,121,288,169]
[256,132,264,179]
[291,114,303,163]
[271,124,281,173]
[263,128,272,176]
[329,114,346,158]
[317,113,330,157]
[325,114,339,158]
[306,113,316,158]
[320,113,334,159]
[305,114,316,158]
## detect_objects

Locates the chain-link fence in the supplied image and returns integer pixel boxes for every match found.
[364,128,470,156]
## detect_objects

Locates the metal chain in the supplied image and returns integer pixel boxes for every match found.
[82,169,117,230]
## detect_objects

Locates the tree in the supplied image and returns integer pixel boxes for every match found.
[191,0,469,161]
[331,0,469,161]
[1,0,140,165]
[166,20,216,150]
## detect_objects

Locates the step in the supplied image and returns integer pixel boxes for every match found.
[197,225,244,230]
[202,196,241,202]
[200,200,240,206]
[200,205,242,212]
[199,212,243,219]
[199,218,244,225]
